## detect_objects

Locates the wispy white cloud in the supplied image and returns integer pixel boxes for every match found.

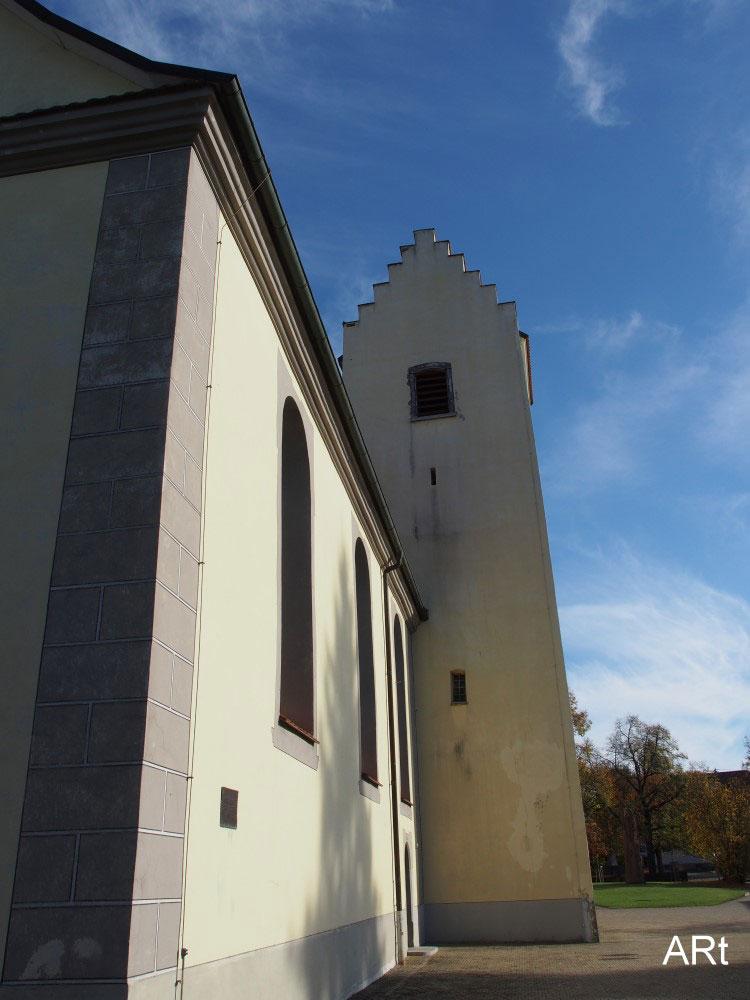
[295,232,387,353]
[711,128,750,247]
[542,310,701,494]
[78,0,165,60]
[684,0,745,26]
[699,300,750,457]
[685,492,750,548]
[585,309,681,352]
[588,309,644,350]
[323,267,380,356]
[557,0,744,126]
[557,0,630,126]
[542,298,750,495]
[54,0,395,72]
[550,362,700,493]
[561,545,750,769]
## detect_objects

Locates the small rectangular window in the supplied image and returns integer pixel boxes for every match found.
[220,787,238,829]
[451,671,467,704]
[409,363,455,419]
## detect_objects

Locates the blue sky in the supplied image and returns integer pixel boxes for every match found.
[49,0,750,768]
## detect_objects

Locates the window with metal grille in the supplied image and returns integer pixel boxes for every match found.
[408,363,455,419]
[451,671,467,704]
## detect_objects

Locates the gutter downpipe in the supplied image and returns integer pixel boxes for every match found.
[383,554,404,964]
[217,79,428,624]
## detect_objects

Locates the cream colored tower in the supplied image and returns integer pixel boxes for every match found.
[343,229,596,943]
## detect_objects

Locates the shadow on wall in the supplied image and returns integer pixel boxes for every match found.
[290,552,387,1000]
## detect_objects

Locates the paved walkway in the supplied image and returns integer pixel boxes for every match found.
[354,898,750,999]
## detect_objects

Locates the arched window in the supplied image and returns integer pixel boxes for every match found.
[404,842,415,948]
[279,397,314,739]
[394,617,411,803]
[355,539,377,783]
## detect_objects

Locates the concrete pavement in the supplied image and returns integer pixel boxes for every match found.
[354,897,750,999]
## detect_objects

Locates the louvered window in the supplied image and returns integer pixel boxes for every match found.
[409,363,455,419]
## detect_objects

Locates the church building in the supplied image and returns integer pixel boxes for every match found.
[0,2,596,998]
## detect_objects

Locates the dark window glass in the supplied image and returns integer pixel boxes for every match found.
[404,842,415,947]
[409,363,454,419]
[394,618,411,803]
[451,671,467,704]
[220,787,238,829]
[355,540,378,783]
[279,398,314,739]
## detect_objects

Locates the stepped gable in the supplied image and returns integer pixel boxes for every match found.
[343,228,505,328]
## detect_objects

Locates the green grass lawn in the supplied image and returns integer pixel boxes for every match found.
[593,882,746,909]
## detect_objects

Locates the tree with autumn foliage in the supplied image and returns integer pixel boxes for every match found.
[683,771,750,884]
[578,745,624,871]
[568,700,749,884]
[603,716,686,877]
[569,692,621,871]
[569,699,689,879]
[569,690,590,742]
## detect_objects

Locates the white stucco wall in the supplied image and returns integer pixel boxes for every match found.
[180,216,417,979]
[343,230,592,912]
[0,160,108,965]
[0,3,142,118]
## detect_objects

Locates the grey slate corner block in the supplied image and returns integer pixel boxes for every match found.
[4,147,217,989]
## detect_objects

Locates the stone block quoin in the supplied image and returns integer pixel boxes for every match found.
[3,147,219,986]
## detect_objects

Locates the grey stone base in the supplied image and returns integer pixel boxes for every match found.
[128,912,396,1000]
[0,911,398,1000]
[423,897,598,944]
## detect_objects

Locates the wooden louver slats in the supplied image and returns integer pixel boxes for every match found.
[414,368,451,416]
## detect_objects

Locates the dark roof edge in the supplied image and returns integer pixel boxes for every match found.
[10,0,234,84]
[216,81,428,621]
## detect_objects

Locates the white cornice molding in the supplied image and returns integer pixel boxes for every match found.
[0,84,212,177]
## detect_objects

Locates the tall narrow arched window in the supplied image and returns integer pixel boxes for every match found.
[404,842,415,948]
[355,540,377,784]
[279,397,314,740]
[394,617,411,803]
